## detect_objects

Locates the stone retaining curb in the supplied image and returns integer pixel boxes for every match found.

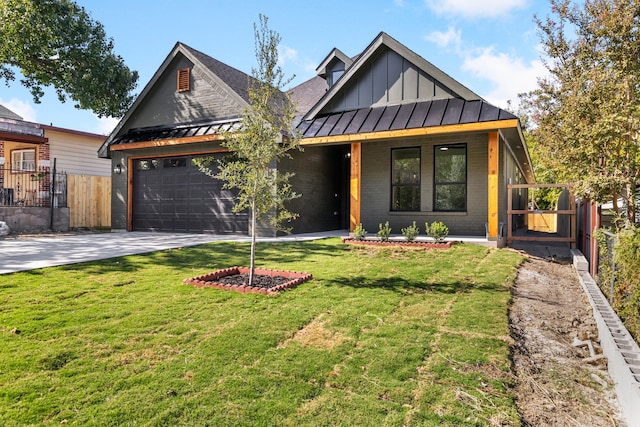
[571,248,640,426]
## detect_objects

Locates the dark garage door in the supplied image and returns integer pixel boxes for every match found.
[132,154,248,233]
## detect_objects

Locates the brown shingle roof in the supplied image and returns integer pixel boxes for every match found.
[180,43,254,105]
[288,76,328,118]
[0,104,23,120]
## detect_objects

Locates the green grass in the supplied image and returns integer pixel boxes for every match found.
[0,238,524,426]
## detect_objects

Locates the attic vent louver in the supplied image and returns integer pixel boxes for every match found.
[177,68,190,92]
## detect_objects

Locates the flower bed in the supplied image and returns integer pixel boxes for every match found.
[341,237,454,249]
[183,266,312,295]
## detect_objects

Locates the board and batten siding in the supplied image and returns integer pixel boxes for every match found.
[45,128,110,176]
[323,47,457,115]
[360,132,489,236]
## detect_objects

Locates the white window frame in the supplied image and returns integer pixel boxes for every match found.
[11,149,36,172]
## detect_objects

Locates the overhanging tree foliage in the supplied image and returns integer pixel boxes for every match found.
[521,0,640,224]
[0,0,138,117]
[196,14,301,285]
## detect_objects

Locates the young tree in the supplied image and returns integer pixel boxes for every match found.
[196,14,301,285]
[0,0,138,117]
[521,0,640,224]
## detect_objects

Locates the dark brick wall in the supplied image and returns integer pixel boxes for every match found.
[283,145,349,234]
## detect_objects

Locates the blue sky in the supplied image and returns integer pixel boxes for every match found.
[1,0,552,135]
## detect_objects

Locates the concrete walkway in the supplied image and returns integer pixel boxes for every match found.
[0,231,347,275]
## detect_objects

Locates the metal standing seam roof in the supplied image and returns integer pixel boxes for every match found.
[297,99,516,139]
[108,119,241,147]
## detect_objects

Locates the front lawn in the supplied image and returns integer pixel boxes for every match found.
[0,238,523,426]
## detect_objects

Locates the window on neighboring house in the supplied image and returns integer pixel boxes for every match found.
[11,149,36,172]
[391,147,421,211]
[434,144,467,211]
[177,67,190,92]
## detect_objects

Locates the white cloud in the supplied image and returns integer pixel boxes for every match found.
[0,98,37,122]
[462,46,546,107]
[92,115,119,135]
[425,0,527,18]
[425,26,462,50]
[278,45,298,66]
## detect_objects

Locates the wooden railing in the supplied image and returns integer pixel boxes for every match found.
[507,183,576,247]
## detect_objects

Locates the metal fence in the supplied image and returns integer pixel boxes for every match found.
[0,166,67,208]
[598,229,617,302]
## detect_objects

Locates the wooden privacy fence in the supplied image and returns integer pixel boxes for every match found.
[67,174,111,228]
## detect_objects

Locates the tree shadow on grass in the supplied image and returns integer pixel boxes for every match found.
[56,239,344,275]
[325,275,472,295]
[325,275,510,295]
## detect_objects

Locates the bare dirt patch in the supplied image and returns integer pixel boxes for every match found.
[509,243,625,426]
[278,312,350,350]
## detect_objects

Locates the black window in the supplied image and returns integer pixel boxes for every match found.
[163,157,187,168]
[434,144,466,211]
[391,147,420,211]
[135,159,159,171]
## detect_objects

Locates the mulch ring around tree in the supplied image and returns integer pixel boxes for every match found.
[341,237,454,249]
[183,267,312,295]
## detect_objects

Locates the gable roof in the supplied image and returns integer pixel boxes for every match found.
[315,48,353,78]
[0,104,23,121]
[295,32,533,183]
[288,76,328,118]
[99,42,253,158]
[303,32,482,120]
[183,43,254,105]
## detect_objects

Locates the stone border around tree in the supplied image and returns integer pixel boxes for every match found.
[341,237,454,249]
[183,266,313,295]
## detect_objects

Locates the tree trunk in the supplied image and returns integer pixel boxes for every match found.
[249,198,256,287]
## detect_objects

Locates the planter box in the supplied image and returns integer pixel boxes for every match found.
[183,266,312,295]
[341,237,454,249]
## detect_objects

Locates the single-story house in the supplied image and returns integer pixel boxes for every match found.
[98,32,533,245]
[1,105,109,231]
[1,106,109,204]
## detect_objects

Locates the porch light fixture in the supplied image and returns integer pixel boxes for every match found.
[114,164,123,174]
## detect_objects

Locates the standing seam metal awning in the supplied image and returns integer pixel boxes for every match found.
[108,119,241,148]
[297,99,517,139]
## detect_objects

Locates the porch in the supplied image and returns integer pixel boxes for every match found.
[0,166,69,233]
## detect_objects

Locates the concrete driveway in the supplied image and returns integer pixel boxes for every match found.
[0,231,345,275]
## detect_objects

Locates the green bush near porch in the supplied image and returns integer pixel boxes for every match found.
[0,239,523,426]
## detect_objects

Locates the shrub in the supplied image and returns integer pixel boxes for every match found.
[401,221,420,241]
[353,223,367,241]
[425,221,449,243]
[377,221,392,242]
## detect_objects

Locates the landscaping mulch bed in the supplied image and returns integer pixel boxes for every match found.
[183,266,312,294]
[341,237,454,248]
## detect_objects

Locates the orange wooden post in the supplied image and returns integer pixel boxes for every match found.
[488,131,499,240]
[349,142,361,232]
